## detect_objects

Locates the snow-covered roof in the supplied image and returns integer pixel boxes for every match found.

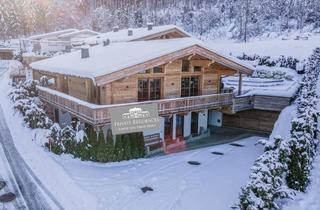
[84,25,191,44]
[29,29,79,40]
[58,29,101,38]
[30,37,254,81]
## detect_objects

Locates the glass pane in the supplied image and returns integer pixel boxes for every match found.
[138,79,149,101]
[181,77,190,97]
[150,79,161,100]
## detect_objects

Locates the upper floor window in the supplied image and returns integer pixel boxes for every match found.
[193,66,202,72]
[153,66,163,73]
[182,59,190,72]
[181,76,200,97]
[138,78,161,101]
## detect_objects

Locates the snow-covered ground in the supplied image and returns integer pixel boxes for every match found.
[54,136,264,210]
[207,34,320,60]
[222,66,300,97]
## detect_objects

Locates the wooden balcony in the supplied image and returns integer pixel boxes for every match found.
[37,86,233,126]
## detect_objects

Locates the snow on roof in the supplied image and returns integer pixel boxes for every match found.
[84,25,191,44]
[58,29,101,38]
[29,29,79,40]
[30,37,254,80]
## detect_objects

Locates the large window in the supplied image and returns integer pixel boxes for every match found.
[181,76,200,97]
[138,78,161,101]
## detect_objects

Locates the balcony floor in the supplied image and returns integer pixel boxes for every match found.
[149,126,269,156]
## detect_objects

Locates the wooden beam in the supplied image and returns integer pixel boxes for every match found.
[238,73,243,96]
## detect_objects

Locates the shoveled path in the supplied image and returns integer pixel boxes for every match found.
[0,106,63,210]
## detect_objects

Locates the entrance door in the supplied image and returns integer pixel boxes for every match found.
[176,114,184,139]
[164,115,173,140]
[191,112,199,135]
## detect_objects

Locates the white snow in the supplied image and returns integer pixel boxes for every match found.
[30,37,254,79]
[222,66,300,97]
[269,105,297,140]
[207,35,320,60]
[57,29,101,39]
[54,136,264,210]
[29,29,79,40]
[84,25,191,44]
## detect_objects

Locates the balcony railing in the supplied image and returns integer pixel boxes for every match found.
[37,86,233,125]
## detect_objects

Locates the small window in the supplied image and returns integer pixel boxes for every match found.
[182,59,190,72]
[153,66,163,73]
[139,69,151,74]
[194,66,202,72]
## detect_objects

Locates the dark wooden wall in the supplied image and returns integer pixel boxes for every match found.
[223,110,280,133]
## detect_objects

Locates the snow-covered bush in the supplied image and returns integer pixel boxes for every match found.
[10,80,52,129]
[286,48,320,191]
[238,54,300,70]
[237,47,320,209]
[252,66,294,80]
[236,137,294,210]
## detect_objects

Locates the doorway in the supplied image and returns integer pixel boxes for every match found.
[164,115,173,140]
[191,112,199,135]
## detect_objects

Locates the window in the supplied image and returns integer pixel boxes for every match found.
[138,78,161,101]
[138,79,149,101]
[153,66,163,73]
[182,59,190,72]
[194,66,202,72]
[138,69,151,74]
[181,76,200,97]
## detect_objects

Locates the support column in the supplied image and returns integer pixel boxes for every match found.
[238,73,243,95]
[172,114,177,140]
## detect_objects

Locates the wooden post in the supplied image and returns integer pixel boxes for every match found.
[238,73,243,96]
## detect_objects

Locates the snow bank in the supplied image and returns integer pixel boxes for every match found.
[269,105,297,140]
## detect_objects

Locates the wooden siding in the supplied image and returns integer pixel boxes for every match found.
[102,58,236,105]
[254,95,291,111]
[223,110,280,133]
[33,70,96,103]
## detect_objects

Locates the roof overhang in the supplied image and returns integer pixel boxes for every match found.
[130,28,191,41]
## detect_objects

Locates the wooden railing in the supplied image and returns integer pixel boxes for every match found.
[233,95,291,113]
[38,86,233,125]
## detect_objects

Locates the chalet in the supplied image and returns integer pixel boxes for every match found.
[30,35,255,153]
[30,25,293,154]
[27,29,100,53]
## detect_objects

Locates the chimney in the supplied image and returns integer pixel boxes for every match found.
[103,39,110,46]
[147,22,154,30]
[128,29,133,36]
[81,47,89,59]
[113,26,119,32]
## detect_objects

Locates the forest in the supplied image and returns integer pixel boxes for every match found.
[1,0,320,40]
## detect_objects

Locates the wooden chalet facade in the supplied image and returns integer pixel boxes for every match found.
[29,26,291,154]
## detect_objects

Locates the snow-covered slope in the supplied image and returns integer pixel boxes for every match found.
[208,35,320,60]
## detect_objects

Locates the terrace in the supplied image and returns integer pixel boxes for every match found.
[37,86,233,126]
